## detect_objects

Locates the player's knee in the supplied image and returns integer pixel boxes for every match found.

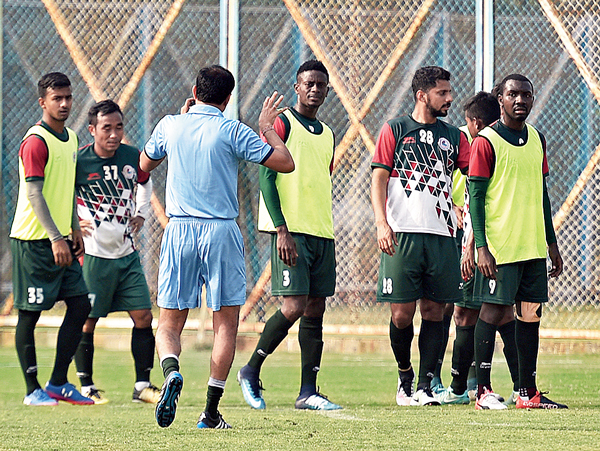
[131,309,153,328]
[516,302,542,323]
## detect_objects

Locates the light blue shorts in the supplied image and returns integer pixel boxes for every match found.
[157,217,246,311]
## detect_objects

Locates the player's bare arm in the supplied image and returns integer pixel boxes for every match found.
[476,246,497,280]
[371,167,397,256]
[548,242,563,278]
[139,152,165,172]
[461,229,475,281]
[275,224,298,267]
[260,92,294,173]
[453,203,464,229]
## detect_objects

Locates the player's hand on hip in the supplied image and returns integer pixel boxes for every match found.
[258,91,288,131]
[71,230,85,259]
[476,246,497,280]
[129,216,145,234]
[276,224,298,267]
[52,238,73,267]
[376,220,397,256]
[79,219,93,237]
[548,242,563,278]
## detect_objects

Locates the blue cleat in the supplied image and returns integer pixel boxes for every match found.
[435,386,470,405]
[237,365,266,410]
[295,392,342,410]
[197,411,231,429]
[155,371,183,428]
[23,388,58,406]
[45,382,94,405]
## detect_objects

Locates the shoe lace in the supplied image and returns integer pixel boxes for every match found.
[145,384,160,392]
[89,388,105,398]
[250,378,265,396]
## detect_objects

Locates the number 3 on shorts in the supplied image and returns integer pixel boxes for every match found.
[282,269,291,287]
[382,277,393,294]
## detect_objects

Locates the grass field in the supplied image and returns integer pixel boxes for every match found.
[1,344,599,451]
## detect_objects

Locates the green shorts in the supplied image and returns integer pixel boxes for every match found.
[456,275,481,309]
[377,232,462,304]
[270,233,336,297]
[11,238,88,311]
[472,258,548,306]
[83,251,151,318]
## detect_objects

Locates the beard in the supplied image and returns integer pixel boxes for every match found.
[426,101,450,118]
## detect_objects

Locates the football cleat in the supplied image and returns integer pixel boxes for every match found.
[503,390,519,406]
[430,376,444,394]
[197,411,232,429]
[45,382,94,405]
[81,386,109,405]
[396,372,415,406]
[435,386,470,405]
[295,392,342,410]
[133,383,161,403]
[410,387,441,406]
[467,377,477,401]
[516,391,568,409]
[23,388,58,406]
[237,365,266,410]
[155,371,183,427]
[475,389,507,410]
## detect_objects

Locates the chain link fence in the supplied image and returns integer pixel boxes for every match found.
[1,0,599,331]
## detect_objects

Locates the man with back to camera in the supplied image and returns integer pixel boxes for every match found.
[10,72,93,406]
[141,65,295,429]
[237,60,341,411]
[371,66,470,407]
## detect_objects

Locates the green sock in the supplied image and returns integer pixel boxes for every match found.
[15,310,42,395]
[75,332,95,386]
[498,320,519,391]
[389,320,413,370]
[417,319,443,389]
[161,357,180,378]
[248,310,293,370]
[298,316,323,396]
[131,327,155,382]
[434,314,452,379]
[205,379,225,417]
[516,319,539,390]
[450,325,475,395]
[474,318,497,389]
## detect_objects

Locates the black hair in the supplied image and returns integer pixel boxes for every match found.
[38,72,71,98]
[496,74,534,95]
[195,65,235,105]
[88,100,123,125]
[463,91,500,126]
[296,60,329,82]
[411,66,451,100]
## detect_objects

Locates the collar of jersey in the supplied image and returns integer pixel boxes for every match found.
[188,104,223,116]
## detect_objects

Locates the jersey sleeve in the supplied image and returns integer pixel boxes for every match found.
[469,136,495,179]
[234,121,273,164]
[539,131,549,176]
[372,122,395,172]
[456,132,470,172]
[144,118,167,161]
[19,135,48,180]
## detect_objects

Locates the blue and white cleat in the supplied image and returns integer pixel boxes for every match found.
[155,371,183,428]
[23,388,58,406]
[237,365,266,410]
[45,382,94,405]
[435,386,470,405]
[197,411,232,429]
[295,392,342,410]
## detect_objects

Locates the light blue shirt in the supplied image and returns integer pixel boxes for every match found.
[144,104,273,219]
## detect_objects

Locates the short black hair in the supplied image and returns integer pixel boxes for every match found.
[411,66,451,100]
[463,91,500,126]
[38,72,71,98]
[88,100,123,126]
[195,65,235,105]
[497,74,534,95]
[296,60,329,82]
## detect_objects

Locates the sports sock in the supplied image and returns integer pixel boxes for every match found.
[434,313,452,379]
[205,378,225,417]
[15,309,42,395]
[298,316,323,396]
[498,320,519,391]
[450,324,475,395]
[474,318,497,392]
[417,319,443,390]
[131,326,155,382]
[389,320,413,370]
[248,309,293,370]
[49,294,91,386]
[160,355,180,378]
[75,332,95,386]
[516,319,539,392]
